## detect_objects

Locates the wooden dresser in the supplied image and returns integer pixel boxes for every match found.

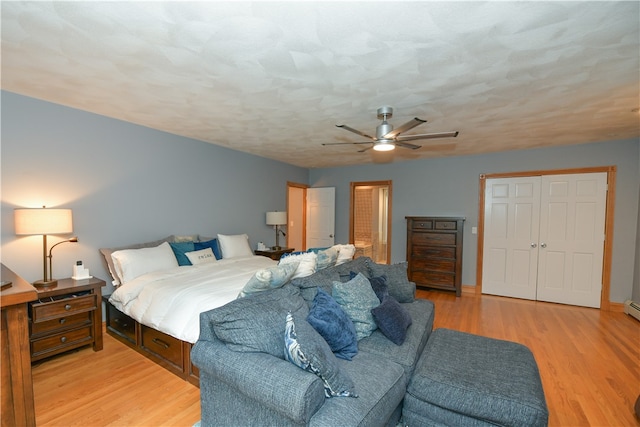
[405,216,465,296]
[1,264,37,427]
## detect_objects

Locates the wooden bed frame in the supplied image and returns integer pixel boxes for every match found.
[102,296,200,386]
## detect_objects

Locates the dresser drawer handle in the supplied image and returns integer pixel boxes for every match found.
[60,336,67,343]
[114,318,129,328]
[64,304,72,311]
[152,338,170,349]
[59,318,66,324]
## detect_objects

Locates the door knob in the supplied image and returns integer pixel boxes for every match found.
[530,243,537,248]
[540,243,547,248]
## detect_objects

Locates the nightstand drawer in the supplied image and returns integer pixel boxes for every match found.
[141,325,182,367]
[31,294,97,323]
[30,312,91,336]
[31,326,93,358]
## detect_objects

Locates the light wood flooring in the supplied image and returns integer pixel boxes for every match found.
[32,290,640,426]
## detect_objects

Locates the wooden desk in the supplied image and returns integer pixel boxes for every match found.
[1,264,37,427]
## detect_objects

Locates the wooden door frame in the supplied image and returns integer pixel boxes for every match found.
[476,166,617,311]
[287,182,308,250]
[349,180,393,264]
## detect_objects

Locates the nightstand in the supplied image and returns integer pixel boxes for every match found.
[28,277,106,362]
[254,248,295,261]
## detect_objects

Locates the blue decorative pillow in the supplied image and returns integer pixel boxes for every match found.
[315,247,338,270]
[169,241,195,266]
[238,262,299,298]
[367,261,415,303]
[284,312,358,398]
[332,273,379,340]
[371,295,413,345]
[350,271,388,302]
[307,288,358,360]
[194,238,222,260]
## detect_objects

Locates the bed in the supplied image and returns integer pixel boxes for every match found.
[100,234,276,385]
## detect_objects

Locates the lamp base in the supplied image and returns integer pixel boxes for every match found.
[33,279,58,288]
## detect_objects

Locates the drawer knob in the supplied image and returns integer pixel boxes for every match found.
[60,336,67,343]
[64,304,72,311]
[59,318,66,324]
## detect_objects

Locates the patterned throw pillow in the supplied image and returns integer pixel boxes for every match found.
[371,295,413,345]
[367,261,415,303]
[279,252,317,278]
[238,262,299,298]
[307,288,358,360]
[284,312,358,398]
[332,273,380,340]
[350,271,388,302]
[315,247,339,270]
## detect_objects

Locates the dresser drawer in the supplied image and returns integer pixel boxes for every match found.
[411,271,456,287]
[411,258,456,273]
[412,232,457,246]
[141,325,182,367]
[434,220,458,230]
[31,326,93,358]
[411,220,434,230]
[107,307,136,343]
[411,246,456,259]
[31,294,97,323]
[30,312,91,337]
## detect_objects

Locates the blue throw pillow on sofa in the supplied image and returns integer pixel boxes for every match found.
[307,288,358,360]
[371,295,413,345]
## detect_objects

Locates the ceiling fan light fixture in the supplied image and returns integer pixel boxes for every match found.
[373,141,395,151]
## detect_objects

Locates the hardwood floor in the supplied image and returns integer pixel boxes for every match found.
[32,291,639,426]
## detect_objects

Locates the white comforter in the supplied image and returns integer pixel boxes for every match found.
[108,255,276,343]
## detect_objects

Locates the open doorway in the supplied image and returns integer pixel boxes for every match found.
[350,181,392,264]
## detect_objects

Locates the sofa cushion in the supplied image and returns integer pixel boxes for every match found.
[309,352,407,427]
[329,256,372,282]
[307,288,358,360]
[290,267,340,305]
[358,299,434,377]
[208,284,308,358]
[332,273,379,340]
[285,312,358,398]
[371,295,413,345]
[367,260,415,303]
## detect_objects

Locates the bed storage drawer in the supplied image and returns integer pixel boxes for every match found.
[141,325,183,367]
[107,307,136,343]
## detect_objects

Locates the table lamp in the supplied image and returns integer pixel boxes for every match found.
[15,206,77,288]
[266,211,287,250]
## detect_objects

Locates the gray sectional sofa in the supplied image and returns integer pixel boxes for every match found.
[191,257,435,426]
[191,256,549,427]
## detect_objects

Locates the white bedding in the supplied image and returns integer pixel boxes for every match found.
[108,255,276,343]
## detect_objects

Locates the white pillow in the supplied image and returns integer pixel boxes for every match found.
[279,252,317,278]
[332,244,356,265]
[217,233,254,259]
[110,241,179,285]
[238,262,299,298]
[185,247,217,265]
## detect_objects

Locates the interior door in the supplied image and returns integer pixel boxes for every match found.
[306,187,335,249]
[536,173,607,308]
[482,176,541,300]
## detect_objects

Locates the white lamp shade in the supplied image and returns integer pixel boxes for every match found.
[266,211,287,226]
[15,208,73,235]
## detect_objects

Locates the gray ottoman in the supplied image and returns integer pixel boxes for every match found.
[403,328,548,426]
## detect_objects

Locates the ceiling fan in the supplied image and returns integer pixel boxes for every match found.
[323,106,459,152]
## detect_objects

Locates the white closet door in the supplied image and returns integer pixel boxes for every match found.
[536,173,607,308]
[482,177,541,300]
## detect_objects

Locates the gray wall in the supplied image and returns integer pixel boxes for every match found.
[309,139,640,304]
[634,146,640,302]
[1,91,308,294]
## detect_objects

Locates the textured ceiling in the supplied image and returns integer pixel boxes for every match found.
[2,1,639,168]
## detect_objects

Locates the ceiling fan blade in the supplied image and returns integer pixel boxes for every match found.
[322,141,372,146]
[336,124,376,141]
[383,117,426,139]
[394,141,422,150]
[357,146,374,153]
[396,131,459,142]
